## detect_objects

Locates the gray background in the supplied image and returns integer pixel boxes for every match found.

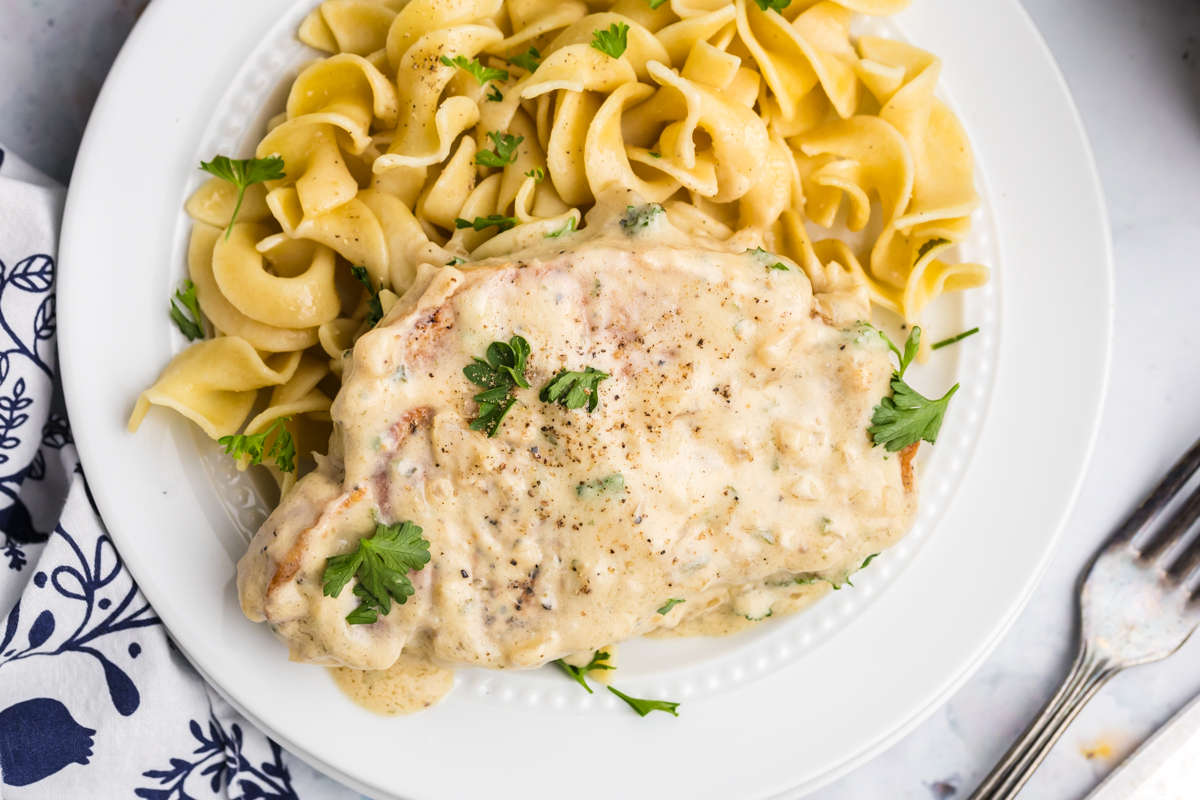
[4,0,1200,797]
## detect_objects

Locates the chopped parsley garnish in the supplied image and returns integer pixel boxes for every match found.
[915,237,951,263]
[931,327,980,350]
[555,650,615,693]
[464,335,531,437]
[646,0,669,9]
[218,416,296,473]
[796,573,852,590]
[648,151,662,158]
[540,366,609,412]
[591,22,630,59]
[170,279,204,341]
[321,519,431,625]
[475,131,523,168]
[508,47,541,73]
[545,217,576,238]
[657,598,685,615]
[486,84,504,102]
[446,256,467,266]
[752,0,791,11]
[861,553,879,569]
[456,215,519,233]
[199,154,285,239]
[525,167,545,182]
[866,326,959,452]
[619,203,664,232]
[557,651,682,717]
[608,687,680,718]
[749,246,788,271]
[439,55,509,85]
[350,266,384,326]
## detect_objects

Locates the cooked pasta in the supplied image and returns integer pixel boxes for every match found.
[133,0,989,488]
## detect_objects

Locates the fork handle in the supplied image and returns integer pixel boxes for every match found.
[967,644,1119,799]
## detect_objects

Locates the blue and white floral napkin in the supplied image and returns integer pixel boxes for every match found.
[0,145,363,800]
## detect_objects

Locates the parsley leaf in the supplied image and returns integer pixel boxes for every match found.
[439,54,509,85]
[648,151,662,158]
[751,0,791,11]
[557,650,682,717]
[591,22,630,59]
[525,167,545,182]
[170,279,204,341]
[555,650,616,694]
[446,256,467,266]
[657,598,685,615]
[475,131,523,168]
[486,84,504,102]
[508,47,541,72]
[931,327,980,350]
[540,366,609,412]
[870,376,959,452]
[218,417,296,473]
[608,686,681,718]
[322,519,431,625]
[456,215,519,233]
[199,155,285,239]
[545,217,576,238]
[464,336,532,436]
[861,553,879,569]
[350,266,384,326]
[646,0,669,8]
[866,325,959,452]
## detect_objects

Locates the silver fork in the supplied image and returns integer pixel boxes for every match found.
[967,437,1200,799]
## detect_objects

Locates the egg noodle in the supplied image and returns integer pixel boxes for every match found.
[130,0,988,492]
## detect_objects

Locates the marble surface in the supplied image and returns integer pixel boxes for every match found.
[4,0,1200,797]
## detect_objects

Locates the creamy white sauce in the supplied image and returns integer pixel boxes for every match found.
[238,193,918,695]
[329,651,454,715]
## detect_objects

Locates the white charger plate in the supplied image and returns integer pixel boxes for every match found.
[57,0,1112,797]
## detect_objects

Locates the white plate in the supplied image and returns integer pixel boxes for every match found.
[57,0,1112,797]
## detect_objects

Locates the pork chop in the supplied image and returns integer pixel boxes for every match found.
[237,194,917,670]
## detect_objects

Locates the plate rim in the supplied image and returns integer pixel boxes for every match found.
[56,0,1114,796]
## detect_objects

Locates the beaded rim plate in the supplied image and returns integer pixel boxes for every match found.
[58,0,1111,798]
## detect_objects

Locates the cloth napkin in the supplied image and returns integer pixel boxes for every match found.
[0,145,364,800]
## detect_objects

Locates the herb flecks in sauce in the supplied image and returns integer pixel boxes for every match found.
[748,246,788,272]
[657,598,685,615]
[576,474,624,497]
[619,203,664,233]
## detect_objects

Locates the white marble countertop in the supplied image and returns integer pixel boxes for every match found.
[4,0,1200,797]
